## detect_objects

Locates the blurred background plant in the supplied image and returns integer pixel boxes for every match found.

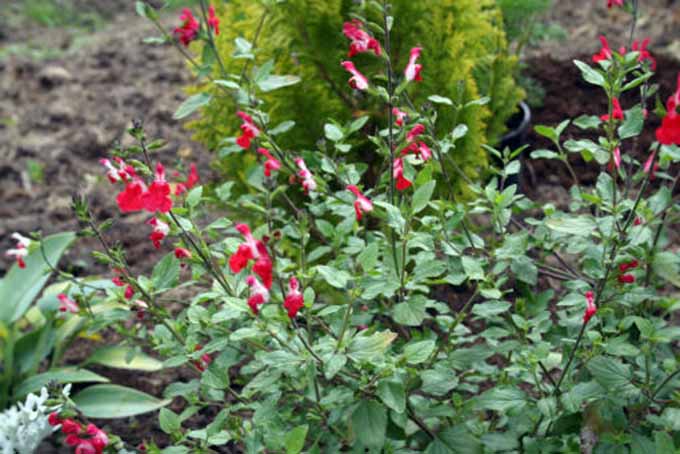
[495,0,566,108]
[182,0,525,196]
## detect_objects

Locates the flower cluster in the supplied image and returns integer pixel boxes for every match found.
[617,259,639,284]
[193,345,213,372]
[173,5,220,47]
[57,293,79,314]
[230,224,273,307]
[102,159,199,250]
[592,35,656,70]
[236,111,260,149]
[583,291,597,324]
[393,123,432,190]
[49,413,109,454]
[346,185,373,221]
[5,232,31,269]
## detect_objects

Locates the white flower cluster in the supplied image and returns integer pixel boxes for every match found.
[0,385,70,454]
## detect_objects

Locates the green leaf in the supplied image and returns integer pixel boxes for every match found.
[285,424,308,454]
[152,253,180,292]
[574,114,601,130]
[324,353,347,380]
[428,95,453,105]
[511,256,537,286]
[357,242,379,271]
[186,186,203,208]
[472,301,511,318]
[403,339,435,365]
[412,181,436,214]
[351,400,387,449]
[462,256,484,281]
[375,201,406,234]
[159,408,182,434]
[0,232,75,323]
[213,79,240,90]
[655,431,675,454]
[269,121,295,135]
[534,125,557,142]
[257,75,301,92]
[324,123,344,142]
[84,346,163,371]
[14,368,109,399]
[546,216,596,236]
[135,1,157,19]
[477,387,527,412]
[586,356,638,396]
[173,93,212,120]
[530,149,560,160]
[618,105,644,139]
[348,331,397,362]
[73,384,171,418]
[574,60,606,87]
[315,265,350,289]
[393,299,426,326]
[377,379,406,413]
[421,366,459,396]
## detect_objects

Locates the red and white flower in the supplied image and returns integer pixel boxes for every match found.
[392,107,407,127]
[404,47,423,82]
[193,344,213,372]
[341,61,369,91]
[174,247,192,259]
[284,276,304,318]
[6,232,31,269]
[236,111,260,149]
[294,157,316,193]
[246,275,270,315]
[257,148,282,177]
[174,8,200,46]
[147,217,169,250]
[229,224,273,289]
[100,157,134,184]
[612,147,621,170]
[347,185,373,221]
[142,162,173,213]
[342,19,381,58]
[406,124,426,142]
[207,5,220,35]
[583,290,596,324]
[116,178,147,213]
[607,0,624,8]
[600,97,624,122]
[57,293,79,314]
[393,158,412,191]
[592,35,613,64]
[174,163,200,195]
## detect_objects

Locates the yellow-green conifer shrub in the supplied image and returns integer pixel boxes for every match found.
[186,0,524,192]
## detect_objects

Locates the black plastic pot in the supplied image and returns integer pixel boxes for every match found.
[497,101,532,189]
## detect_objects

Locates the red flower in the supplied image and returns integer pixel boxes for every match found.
[236,111,260,149]
[116,179,147,213]
[341,61,369,91]
[601,97,624,122]
[632,38,656,70]
[193,345,213,372]
[294,157,316,193]
[246,275,270,314]
[284,276,304,318]
[404,47,423,82]
[347,185,373,221]
[607,0,624,7]
[207,5,220,35]
[229,224,273,289]
[57,293,79,314]
[406,124,426,142]
[61,419,81,435]
[393,158,412,191]
[612,146,621,170]
[147,217,169,250]
[6,232,30,269]
[48,412,62,426]
[142,163,173,213]
[618,274,635,284]
[592,35,613,63]
[174,8,200,46]
[124,285,134,300]
[619,259,639,273]
[86,424,109,451]
[257,148,282,177]
[583,291,596,324]
[175,163,199,195]
[342,19,381,58]
[656,74,680,146]
[393,107,407,127]
[174,247,192,259]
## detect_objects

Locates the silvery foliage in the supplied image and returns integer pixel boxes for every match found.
[0,385,71,454]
